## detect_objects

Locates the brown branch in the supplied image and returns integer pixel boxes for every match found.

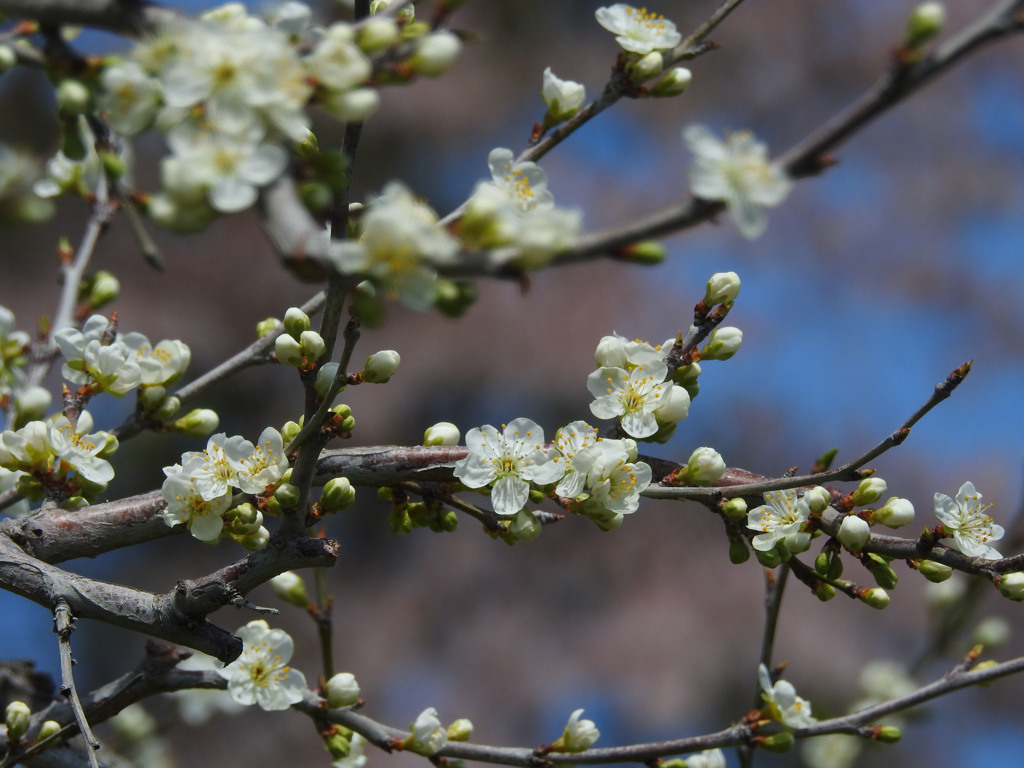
[0,0,177,35]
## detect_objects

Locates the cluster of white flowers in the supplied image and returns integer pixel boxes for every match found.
[161,426,287,542]
[0,411,116,500]
[452,417,652,531]
[462,148,582,268]
[55,314,191,398]
[0,306,51,426]
[587,332,690,441]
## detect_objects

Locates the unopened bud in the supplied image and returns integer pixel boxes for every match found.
[357,16,400,52]
[424,421,460,446]
[865,554,898,590]
[874,725,902,744]
[703,271,741,305]
[57,79,91,117]
[324,729,352,759]
[804,486,832,514]
[170,408,219,437]
[37,719,61,744]
[904,2,945,50]
[673,362,701,399]
[0,45,16,74]
[851,477,887,506]
[321,477,356,513]
[300,330,326,361]
[684,446,726,485]
[860,587,890,609]
[275,483,300,509]
[363,350,400,383]
[628,51,663,82]
[871,497,914,528]
[446,718,474,742]
[837,515,871,552]
[755,546,782,569]
[916,559,953,583]
[813,582,835,602]
[407,30,461,76]
[87,270,120,308]
[315,362,341,399]
[728,535,749,564]
[997,571,1024,602]
[326,672,361,709]
[275,333,303,366]
[256,317,279,338]
[699,326,742,361]
[618,240,665,264]
[5,700,30,740]
[270,571,309,608]
[721,497,747,522]
[650,66,692,98]
[759,731,794,753]
[283,307,310,339]
[322,87,380,122]
[239,525,270,550]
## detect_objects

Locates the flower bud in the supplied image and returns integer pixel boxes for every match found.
[628,51,663,82]
[256,317,280,338]
[5,700,30,740]
[316,362,341,399]
[759,731,794,753]
[320,476,356,513]
[972,616,1010,648]
[870,497,914,528]
[14,385,51,421]
[654,384,691,424]
[618,240,665,264]
[728,534,749,564]
[371,0,413,19]
[813,582,835,602]
[323,729,352,759]
[904,2,945,50]
[87,270,120,309]
[703,271,741,305]
[357,16,400,52]
[699,326,742,361]
[874,725,902,744]
[37,719,61,743]
[0,45,16,74]
[650,66,692,97]
[275,482,300,509]
[239,525,270,550]
[363,350,400,383]
[554,709,600,752]
[684,446,725,485]
[865,553,898,590]
[300,330,326,361]
[997,572,1024,601]
[446,718,474,742]
[837,515,871,552]
[283,307,310,339]
[541,67,585,126]
[56,79,91,117]
[322,87,380,122]
[860,587,890,610]
[721,497,747,521]
[424,421,460,446]
[510,508,541,541]
[594,335,627,368]
[804,486,832,514]
[434,280,477,318]
[851,477,887,506]
[408,30,461,76]
[281,420,302,445]
[783,531,811,555]
[275,333,303,366]
[673,362,701,399]
[326,672,361,708]
[170,408,219,437]
[916,559,953,583]
[755,546,783,569]
[270,571,309,608]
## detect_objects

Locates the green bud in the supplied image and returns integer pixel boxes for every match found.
[388,505,412,534]
[813,582,836,602]
[434,280,477,318]
[274,483,300,509]
[720,497,747,522]
[362,350,400,383]
[350,280,386,326]
[650,66,692,97]
[60,120,88,161]
[357,16,400,52]
[87,270,120,308]
[321,476,356,514]
[441,509,458,532]
[15,473,44,501]
[152,395,182,421]
[275,333,303,366]
[424,421,460,446]
[283,307,310,339]
[804,486,832,514]
[865,553,898,590]
[703,270,741,305]
[860,587,890,610]
[755,546,783,569]
[851,477,887,506]
[870,497,915,529]
[56,79,91,117]
[814,550,830,575]
[170,408,219,437]
[323,730,352,759]
[619,240,665,265]
[299,330,326,361]
[238,525,270,550]
[0,45,17,74]
[759,731,794,753]
[263,496,282,516]
[728,535,749,564]
[315,363,341,399]
[298,181,332,213]
[827,553,844,581]
[997,571,1024,601]
[904,2,945,50]
[256,317,280,338]
[281,420,302,445]
[139,385,167,411]
[326,672,361,709]
[36,719,62,744]
[446,718,473,742]
[407,30,461,77]
[673,362,701,399]
[874,725,902,744]
[100,151,125,180]
[5,700,31,740]
[916,559,953,583]
[699,326,742,361]
[628,51,663,82]
[270,571,309,608]
[837,514,871,553]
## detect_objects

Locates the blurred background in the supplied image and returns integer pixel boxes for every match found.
[2,1,1024,766]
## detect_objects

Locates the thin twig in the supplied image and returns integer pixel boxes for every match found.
[53,599,101,768]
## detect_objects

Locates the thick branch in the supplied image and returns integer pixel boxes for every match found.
[0,0,176,34]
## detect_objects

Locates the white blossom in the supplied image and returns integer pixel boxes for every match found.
[217,620,308,711]
[747,489,810,552]
[408,707,447,755]
[587,359,670,438]
[759,664,816,729]
[933,481,1004,560]
[161,467,232,541]
[595,5,681,54]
